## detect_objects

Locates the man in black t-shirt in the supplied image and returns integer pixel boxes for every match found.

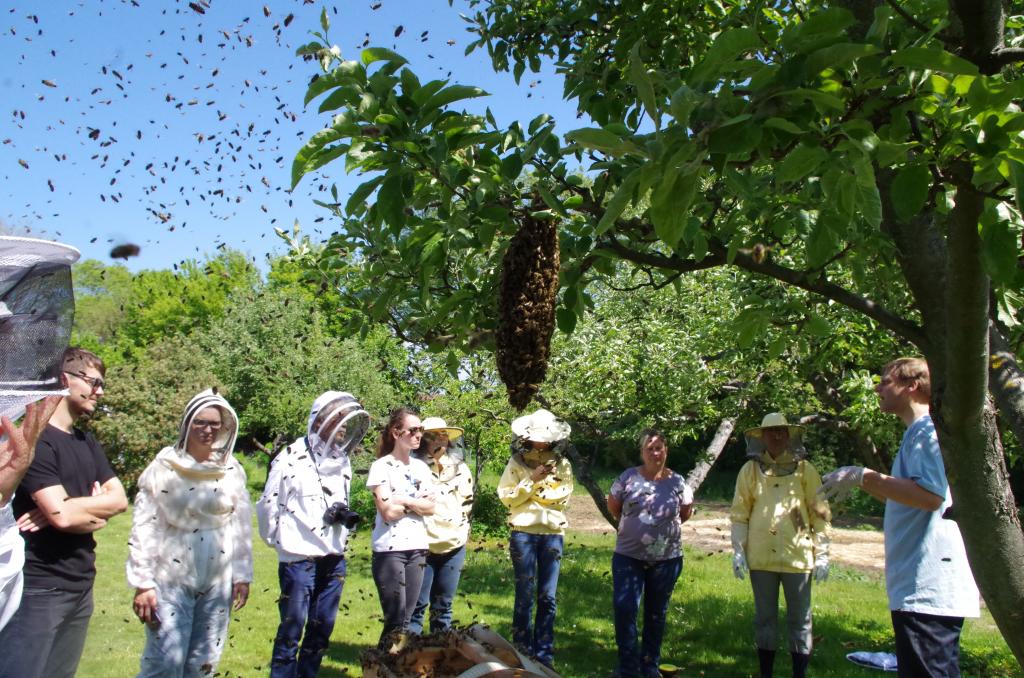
[0,348,128,678]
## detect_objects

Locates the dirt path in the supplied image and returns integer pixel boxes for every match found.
[567,498,886,574]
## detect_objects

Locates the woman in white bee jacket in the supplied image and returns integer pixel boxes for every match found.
[127,389,253,678]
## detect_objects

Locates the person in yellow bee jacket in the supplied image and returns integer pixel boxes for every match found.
[730,413,831,678]
[497,409,574,669]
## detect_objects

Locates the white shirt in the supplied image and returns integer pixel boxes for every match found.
[0,503,25,631]
[366,455,434,553]
[257,438,353,562]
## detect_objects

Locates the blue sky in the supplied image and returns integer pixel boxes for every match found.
[0,0,578,271]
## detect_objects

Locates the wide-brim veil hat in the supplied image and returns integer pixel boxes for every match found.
[511,408,571,443]
[744,412,804,441]
[421,416,463,441]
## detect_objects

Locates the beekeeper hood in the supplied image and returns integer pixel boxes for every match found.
[174,389,239,462]
[307,390,370,459]
[0,236,79,422]
[155,389,239,481]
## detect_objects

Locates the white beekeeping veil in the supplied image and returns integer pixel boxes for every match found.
[0,236,80,422]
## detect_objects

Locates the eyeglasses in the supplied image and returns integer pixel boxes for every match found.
[400,426,424,436]
[191,419,223,431]
[65,371,105,392]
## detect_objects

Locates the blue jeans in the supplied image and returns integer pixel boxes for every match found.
[509,531,563,666]
[891,610,964,678]
[408,545,467,634]
[270,555,346,678]
[136,582,232,678]
[612,552,682,678]
[0,585,92,678]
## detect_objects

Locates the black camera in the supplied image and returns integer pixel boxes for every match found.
[323,502,360,529]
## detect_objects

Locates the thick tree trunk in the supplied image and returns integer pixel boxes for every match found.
[932,183,1024,666]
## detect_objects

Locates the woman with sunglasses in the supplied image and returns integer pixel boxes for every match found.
[367,407,436,647]
[408,417,474,635]
[127,389,253,677]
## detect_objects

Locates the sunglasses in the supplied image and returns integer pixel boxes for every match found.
[66,371,105,392]
[191,419,223,431]
[400,426,425,436]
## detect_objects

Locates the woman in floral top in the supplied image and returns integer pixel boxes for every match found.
[607,429,694,678]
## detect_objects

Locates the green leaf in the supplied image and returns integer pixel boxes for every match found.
[708,120,762,155]
[806,217,840,268]
[891,163,931,221]
[865,5,891,44]
[650,171,697,248]
[763,117,805,135]
[361,47,408,67]
[296,41,323,57]
[777,145,828,184]
[689,27,760,86]
[629,42,660,129]
[891,48,979,76]
[556,307,578,334]
[420,85,488,111]
[538,184,567,216]
[345,176,384,215]
[595,170,641,235]
[566,127,625,154]
[445,351,460,378]
[670,85,701,126]
[304,60,364,105]
[377,175,406,230]
[320,7,330,32]
[292,126,348,188]
[1008,160,1024,214]
[805,42,880,76]
[805,315,831,336]
[782,7,854,52]
[501,152,524,181]
[980,217,1020,284]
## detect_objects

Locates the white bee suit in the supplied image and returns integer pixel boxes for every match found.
[126,390,253,678]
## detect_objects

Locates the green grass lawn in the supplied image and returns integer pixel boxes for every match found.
[80,509,1020,678]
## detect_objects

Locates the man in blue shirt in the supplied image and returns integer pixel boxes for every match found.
[820,358,978,678]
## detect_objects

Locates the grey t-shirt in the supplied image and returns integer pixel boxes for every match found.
[611,468,693,562]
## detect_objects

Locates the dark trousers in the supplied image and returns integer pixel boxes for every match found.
[408,545,467,634]
[891,610,965,678]
[612,552,683,678]
[371,549,427,645]
[0,585,93,678]
[270,555,346,678]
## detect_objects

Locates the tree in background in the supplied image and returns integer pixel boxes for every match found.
[287,0,1024,659]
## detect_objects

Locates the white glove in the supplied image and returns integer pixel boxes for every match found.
[818,466,865,502]
[730,522,749,580]
[733,551,748,580]
[813,555,829,582]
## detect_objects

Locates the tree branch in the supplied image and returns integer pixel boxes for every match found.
[597,236,925,346]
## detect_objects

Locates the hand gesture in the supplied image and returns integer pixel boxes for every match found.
[818,466,866,503]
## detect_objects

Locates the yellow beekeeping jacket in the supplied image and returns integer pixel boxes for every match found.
[497,451,573,535]
[730,451,831,573]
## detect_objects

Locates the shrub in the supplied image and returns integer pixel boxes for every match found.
[470,483,510,538]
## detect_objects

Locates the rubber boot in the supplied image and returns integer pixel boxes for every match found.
[757,648,775,678]
[791,652,810,678]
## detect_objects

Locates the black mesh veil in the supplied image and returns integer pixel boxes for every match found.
[0,236,80,421]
